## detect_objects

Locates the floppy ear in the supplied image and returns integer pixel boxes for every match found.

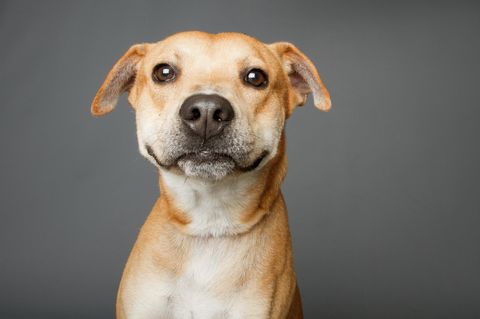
[269,42,331,113]
[91,43,148,116]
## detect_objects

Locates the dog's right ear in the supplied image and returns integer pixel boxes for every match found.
[91,44,149,116]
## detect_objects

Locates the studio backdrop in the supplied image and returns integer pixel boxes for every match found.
[1,1,479,318]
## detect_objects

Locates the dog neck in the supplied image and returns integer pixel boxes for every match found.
[158,135,287,237]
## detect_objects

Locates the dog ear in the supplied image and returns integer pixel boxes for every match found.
[91,43,149,116]
[269,42,331,113]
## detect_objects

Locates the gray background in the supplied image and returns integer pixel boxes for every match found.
[1,1,479,318]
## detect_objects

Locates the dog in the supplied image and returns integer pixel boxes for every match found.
[91,31,331,319]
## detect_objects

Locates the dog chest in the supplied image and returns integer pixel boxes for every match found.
[167,239,268,318]
[124,238,269,319]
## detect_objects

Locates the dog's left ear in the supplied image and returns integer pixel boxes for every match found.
[91,43,149,116]
[269,42,331,113]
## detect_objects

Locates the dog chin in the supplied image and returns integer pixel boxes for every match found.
[177,153,236,180]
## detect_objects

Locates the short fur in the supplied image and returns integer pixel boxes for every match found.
[91,31,330,319]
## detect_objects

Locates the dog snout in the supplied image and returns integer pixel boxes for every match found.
[179,94,235,141]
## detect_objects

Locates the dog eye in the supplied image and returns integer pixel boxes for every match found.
[152,63,176,83]
[244,69,268,88]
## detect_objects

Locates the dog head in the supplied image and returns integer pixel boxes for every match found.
[91,31,330,180]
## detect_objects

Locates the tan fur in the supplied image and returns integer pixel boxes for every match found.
[92,31,330,319]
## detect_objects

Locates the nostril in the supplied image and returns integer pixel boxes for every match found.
[213,109,223,122]
[191,107,201,121]
[213,106,234,123]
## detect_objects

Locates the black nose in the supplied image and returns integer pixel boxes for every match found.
[179,94,235,141]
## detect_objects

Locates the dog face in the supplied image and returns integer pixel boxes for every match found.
[92,31,330,180]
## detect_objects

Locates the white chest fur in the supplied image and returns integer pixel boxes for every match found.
[124,237,270,319]
[160,169,260,237]
[169,239,268,318]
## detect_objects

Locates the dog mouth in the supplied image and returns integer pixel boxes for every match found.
[146,145,268,175]
[178,150,268,172]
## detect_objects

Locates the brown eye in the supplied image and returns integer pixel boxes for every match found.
[244,68,268,88]
[152,63,176,83]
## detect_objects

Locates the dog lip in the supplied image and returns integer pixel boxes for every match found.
[178,150,268,172]
[237,150,269,172]
[178,151,233,163]
[146,145,171,168]
[146,144,268,173]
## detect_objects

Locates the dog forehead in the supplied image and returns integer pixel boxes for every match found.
[146,31,269,65]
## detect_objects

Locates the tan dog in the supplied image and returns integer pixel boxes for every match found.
[91,31,330,319]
